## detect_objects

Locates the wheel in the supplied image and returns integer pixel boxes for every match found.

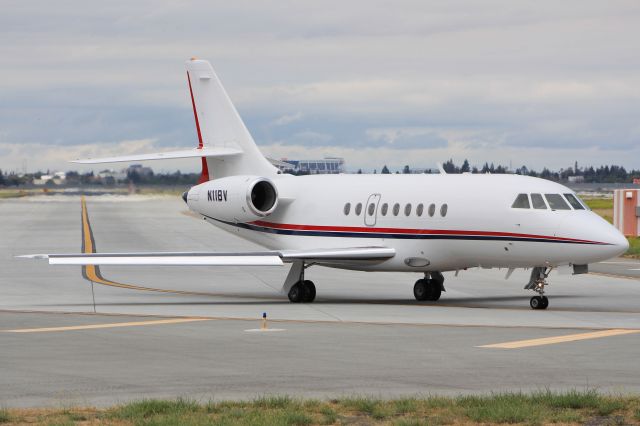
[302,280,316,303]
[413,279,428,301]
[288,282,304,303]
[530,296,542,309]
[426,282,441,301]
[414,279,441,301]
[540,296,549,309]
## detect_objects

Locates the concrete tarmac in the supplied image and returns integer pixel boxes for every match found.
[1,195,639,407]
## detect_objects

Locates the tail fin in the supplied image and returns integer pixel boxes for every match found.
[71,59,276,181]
[186,59,276,179]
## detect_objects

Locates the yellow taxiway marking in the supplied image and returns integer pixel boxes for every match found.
[478,328,640,349]
[4,318,212,333]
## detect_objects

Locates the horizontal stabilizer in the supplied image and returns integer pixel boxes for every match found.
[18,247,395,266]
[71,147,242,164]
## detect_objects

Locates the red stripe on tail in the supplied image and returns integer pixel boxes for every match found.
[187,71,204,148]
[188,71,210,182]
[198,157,210,183]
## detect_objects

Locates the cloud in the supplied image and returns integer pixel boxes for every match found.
[271,112,303,126]
[365,127,448,149]
[1,0,640,172]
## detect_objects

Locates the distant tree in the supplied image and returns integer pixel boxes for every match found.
[442,159,458,173]
[0,169,5,186]
[381,165,390,174]
[357,169,362,174]
[460,159,470,173]
[402,165,410,174]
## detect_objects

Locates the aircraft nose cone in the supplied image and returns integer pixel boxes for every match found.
[182,190,188,204]
[611,230,630,256]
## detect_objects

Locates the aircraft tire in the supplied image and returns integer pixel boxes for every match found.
[426,282,441,301]
[288,282,304,303]
[413,279,428,301]
[530,296,543,309]
[540,296,549,309]
[302,280,316,303]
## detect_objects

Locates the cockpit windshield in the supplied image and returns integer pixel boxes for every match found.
[511,192,588,211]
[544,194,571,210]
[563,193,585,210]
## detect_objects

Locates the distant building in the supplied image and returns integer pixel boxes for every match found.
[127,164,153,177]
[97,169,128,183]
[272,157,345,174]
[33,171,66,186]
[568,175,585,183]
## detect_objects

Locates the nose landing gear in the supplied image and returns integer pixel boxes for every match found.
[526,266,551,310]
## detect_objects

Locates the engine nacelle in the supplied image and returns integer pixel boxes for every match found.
[187,175,279,223]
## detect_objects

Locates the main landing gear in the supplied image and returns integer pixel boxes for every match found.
[285,261,316,303]
[526,266,551,310]
[413,272,445,301]
[288,279,316,303]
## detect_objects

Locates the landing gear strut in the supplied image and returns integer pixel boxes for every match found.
[413,272,445,301]
[525,267,550,310]
[286,261,316,303]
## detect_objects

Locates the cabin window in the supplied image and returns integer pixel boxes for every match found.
[368,203,376,216]
[416,203,424,216]
[440,203,448,217]
[428,203,436,217]
[381,203,388,216]
[530,193,547,209]
[393,203,400,216]
[544,194,570,210]
[355,203,363,215]
[404,203,412,216]
[343,202,351,215]
[511,193,530,209]
[563,193,585,210]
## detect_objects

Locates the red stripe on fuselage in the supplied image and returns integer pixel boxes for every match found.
[250,220,605,245]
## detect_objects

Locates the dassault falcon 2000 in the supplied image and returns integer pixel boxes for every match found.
[23,58,629,310]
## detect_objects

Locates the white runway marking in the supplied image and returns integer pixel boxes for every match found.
[244,328,286,332]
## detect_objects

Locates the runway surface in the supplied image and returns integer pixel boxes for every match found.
[1,195,639,407]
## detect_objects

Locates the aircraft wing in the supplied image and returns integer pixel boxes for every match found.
[71,147,242,164]
[19,247,395,266]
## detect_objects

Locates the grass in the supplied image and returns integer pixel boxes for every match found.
[627,236,640,258]
[0,189,30,199]
[2,391,640,425]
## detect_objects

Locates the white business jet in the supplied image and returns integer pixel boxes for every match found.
[24,59,629,310]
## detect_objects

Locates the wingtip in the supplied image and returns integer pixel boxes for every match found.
[16,254,50,259]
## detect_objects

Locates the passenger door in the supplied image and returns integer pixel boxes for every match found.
[364,194,381,226]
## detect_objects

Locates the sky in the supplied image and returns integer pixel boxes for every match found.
[1,0,639,173]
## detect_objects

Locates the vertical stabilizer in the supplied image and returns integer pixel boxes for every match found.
[186,59,276,179]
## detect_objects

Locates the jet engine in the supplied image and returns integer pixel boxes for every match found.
[186,175,279,223]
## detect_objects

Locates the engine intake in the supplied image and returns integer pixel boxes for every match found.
[248,179,278,216]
